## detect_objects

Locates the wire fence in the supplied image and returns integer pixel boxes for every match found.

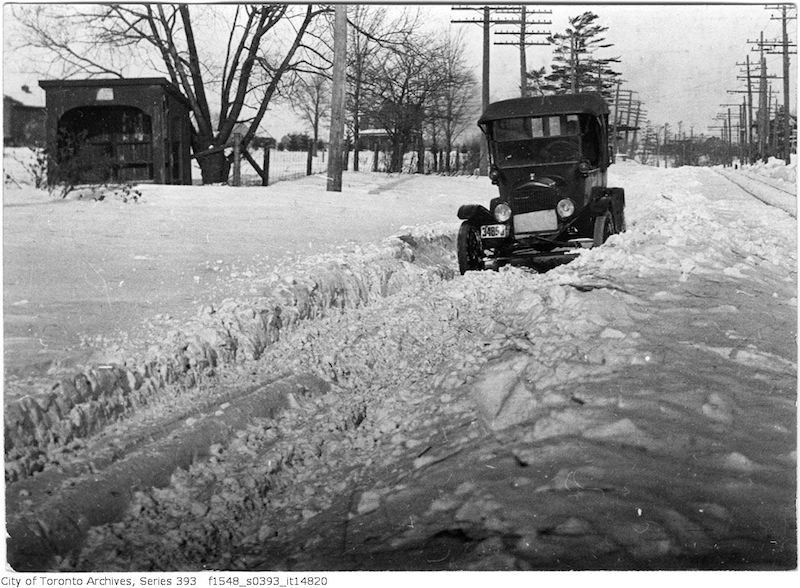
[192,146,484,186]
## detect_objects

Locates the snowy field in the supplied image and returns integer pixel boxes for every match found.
[2,154,798,571]
[3,147,478,381]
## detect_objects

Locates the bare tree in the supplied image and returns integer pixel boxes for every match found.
[344,6,419,172]
[362,35,432,173]
[429,31,479,174]
[12,3,326,184]
[289,73,330,155]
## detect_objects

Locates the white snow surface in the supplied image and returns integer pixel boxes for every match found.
[3,159,798,571]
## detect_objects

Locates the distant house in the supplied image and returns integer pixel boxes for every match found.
[3,95,46,147]
[358,128,389,150]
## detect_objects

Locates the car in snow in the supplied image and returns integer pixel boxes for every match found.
[456,92,625,273]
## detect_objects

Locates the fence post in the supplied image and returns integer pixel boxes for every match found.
[306,145,313,176]
[373,143,379,172]
[232,133,242,186]
[262,148,270,186]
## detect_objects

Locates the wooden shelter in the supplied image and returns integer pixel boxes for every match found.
[39,78,192,184]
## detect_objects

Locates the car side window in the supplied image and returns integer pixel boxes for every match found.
[494,118,530,141]
[581,116,602,166]
[565,115,580,136]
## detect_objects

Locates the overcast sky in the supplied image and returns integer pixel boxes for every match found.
[3,2,796,140]
[446,2,796,136]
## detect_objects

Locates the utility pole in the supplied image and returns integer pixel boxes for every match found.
[631,101,646,158]
[452,5,496,175]
[326,4,347,192]
[492,5,551,97]
[713,106,744,166]
[768,4,797,163]
[757,32,769,161]
[612,80,621,158]
[745,55,754,161]
[731,57,755,161]
[728,108,733,165]
[621,90,636,151]
[741,99,747,163]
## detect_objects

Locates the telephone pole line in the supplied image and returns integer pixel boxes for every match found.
[746,32,771,161]
[451,5,500,174]
[749,15,797,162]
[450,5,550,176]
[768,3,797,163]
[491,5,552,97]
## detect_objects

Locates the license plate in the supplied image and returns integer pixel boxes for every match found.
[514,210,558,233]
[480,224,508,238]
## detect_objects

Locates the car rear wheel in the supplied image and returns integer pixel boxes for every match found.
[457,221,483,274]
[593,212,615,247]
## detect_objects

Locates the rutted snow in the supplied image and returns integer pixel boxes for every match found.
[27,161,793,571]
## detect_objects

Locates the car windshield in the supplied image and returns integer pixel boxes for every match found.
[490,114,581,166]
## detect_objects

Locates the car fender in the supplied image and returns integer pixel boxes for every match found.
[588,187,611,214]
[457,204,495,224]
[608,187,625,209]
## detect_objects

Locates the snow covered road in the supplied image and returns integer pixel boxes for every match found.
[5,162,797,571]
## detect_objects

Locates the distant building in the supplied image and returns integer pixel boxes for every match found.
[3,95,46,147]
[39,77,192,184]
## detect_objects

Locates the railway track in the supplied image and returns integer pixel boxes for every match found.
[715,168,797,218]
[737,169,796,196]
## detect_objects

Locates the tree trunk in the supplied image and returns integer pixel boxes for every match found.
[390,137,403,172]
[416,132,424,174]
[445,138,453,173]
[196,150,230,184]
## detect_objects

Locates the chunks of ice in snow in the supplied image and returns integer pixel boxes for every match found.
[583,418,661,451]
[723,265,747,279]
[355,490,382,515]
[470,352,539,431]
[701,392,734,424]
[600,327,627,339]
[721,451,759,472]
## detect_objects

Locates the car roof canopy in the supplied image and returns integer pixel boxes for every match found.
[478,92,609,125]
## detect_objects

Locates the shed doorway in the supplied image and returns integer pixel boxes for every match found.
[57,105,154,183]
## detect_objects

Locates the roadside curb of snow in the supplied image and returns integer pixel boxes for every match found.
[4,226,458,481]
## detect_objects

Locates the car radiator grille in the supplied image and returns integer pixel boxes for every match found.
[511,188,560,213]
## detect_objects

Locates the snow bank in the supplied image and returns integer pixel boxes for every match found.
[4,225,458,481]
[744,155,797,184]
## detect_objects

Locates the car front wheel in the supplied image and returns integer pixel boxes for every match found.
[457,221,483,274]
[593,212,615,247]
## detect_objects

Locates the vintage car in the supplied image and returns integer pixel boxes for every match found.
[456,92,625,273]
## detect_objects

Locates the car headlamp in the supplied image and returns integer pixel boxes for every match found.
[556,198,576,218]
[489,167,500,183]
[494,202,512,222]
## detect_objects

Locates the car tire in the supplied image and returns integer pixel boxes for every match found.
[457,221,483,274]
[593,212,614,247]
